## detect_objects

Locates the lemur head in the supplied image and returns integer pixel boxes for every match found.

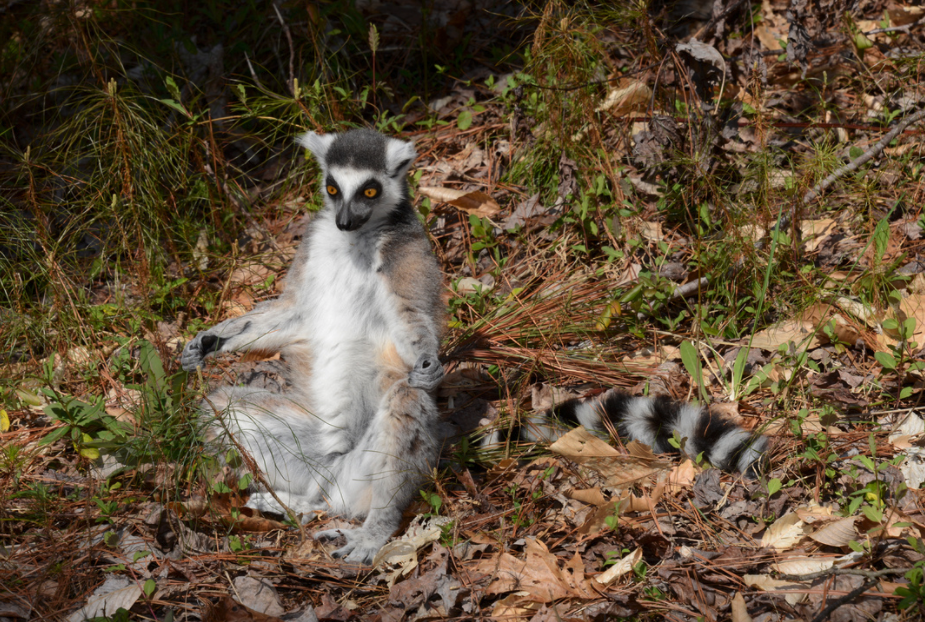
[297,129,417,232]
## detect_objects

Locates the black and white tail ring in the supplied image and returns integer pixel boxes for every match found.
[486,389,768,476]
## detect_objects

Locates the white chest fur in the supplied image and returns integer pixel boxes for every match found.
[304,218,389,341]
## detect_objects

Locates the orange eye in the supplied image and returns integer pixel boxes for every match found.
[327,185,338,195]
[364,188,378,198]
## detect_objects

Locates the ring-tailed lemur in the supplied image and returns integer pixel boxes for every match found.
[181,128,445,564]
[180,128,767,566]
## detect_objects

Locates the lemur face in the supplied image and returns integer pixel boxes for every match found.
[298,129,417,232]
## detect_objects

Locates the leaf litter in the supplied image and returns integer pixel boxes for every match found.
[3,0,925,620]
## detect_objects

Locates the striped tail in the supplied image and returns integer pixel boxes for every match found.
[487,389,768,476]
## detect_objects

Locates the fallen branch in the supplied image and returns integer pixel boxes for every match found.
[803,106,925,205]
[272,2,296,97]
[863,15,925,36]
[809,576,881,622]
[777,567,909,582]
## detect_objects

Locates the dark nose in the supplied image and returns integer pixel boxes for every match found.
[336,204,370,231]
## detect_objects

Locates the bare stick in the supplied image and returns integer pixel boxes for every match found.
[272,2,296,97]
[777,567,909,582]
[670,276,710,301]
[803,107,925,205]
[243,52,267,91]
[863,15,925,36]
[809,576,881,622]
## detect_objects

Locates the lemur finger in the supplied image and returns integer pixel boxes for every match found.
[343,545,377,565]
[314,528,346,542]
[180,341,204,371]
[408,353,444,390]
[198,333,227,357]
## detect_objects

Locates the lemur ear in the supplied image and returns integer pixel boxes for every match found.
[386,138,417,178]
[297,132,336,163]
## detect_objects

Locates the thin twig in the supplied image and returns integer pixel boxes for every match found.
[670,276,710,301]
[809,576,881,622]
[243,52,266,91]
[272,2,296,97]
[803,107,925,205]
[777,567,909,582]
[863,15,925,36]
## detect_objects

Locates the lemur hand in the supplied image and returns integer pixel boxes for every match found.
[180,332,226,371]
[408,353,444,391]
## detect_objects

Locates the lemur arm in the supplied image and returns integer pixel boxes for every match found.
[379,234,445,391]
[180,297,301,371]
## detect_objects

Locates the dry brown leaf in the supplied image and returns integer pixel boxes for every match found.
[549,426,620,459]
[730,592,752,622]
[889,412,925,445]
[595,547,641,585]
[808,516,857,547]
[490,593,539,619]
[761,513,811,550]
[595,80,651,115]
[795,503,836,524]
[750,320,821,352]
[831,297,880,327]
[456,277,493,295]
[755,0,787,50]
[743,574,806,606]
[738,223,765,242]
[566,488,608,506]
[202,596,285,622]
[531,384,582,412]
[665,458,697,492]
[639,220,663,242]
[897,294,925,347]
[476,538,597,602]
[800,304,866,346]
[418,186,500,218]
[770,556,835,575]
[549,427,670,488]
[800,219,837,253]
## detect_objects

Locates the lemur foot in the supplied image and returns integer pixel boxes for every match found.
[180,332,225,371]
[245,491,316,519]
[315,528,382,565]
[408,354,444,391]
[244,491,288,515]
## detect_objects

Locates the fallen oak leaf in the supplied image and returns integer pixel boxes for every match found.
[550,426,670,488]
[770,556,835,575]
[202,596,285,622]
[808,516,858,547]
[418,186,500,218]
[761,512,811,550]
[474,537,597,602]
[730,592,752,622]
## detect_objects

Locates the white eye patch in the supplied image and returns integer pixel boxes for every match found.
[328,167,379,201]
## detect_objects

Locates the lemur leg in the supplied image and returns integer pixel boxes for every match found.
[203,386,328,516]
[315,379,439,565]
[181,298,302,371]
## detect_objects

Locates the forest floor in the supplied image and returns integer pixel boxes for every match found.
[3,0,925,620]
